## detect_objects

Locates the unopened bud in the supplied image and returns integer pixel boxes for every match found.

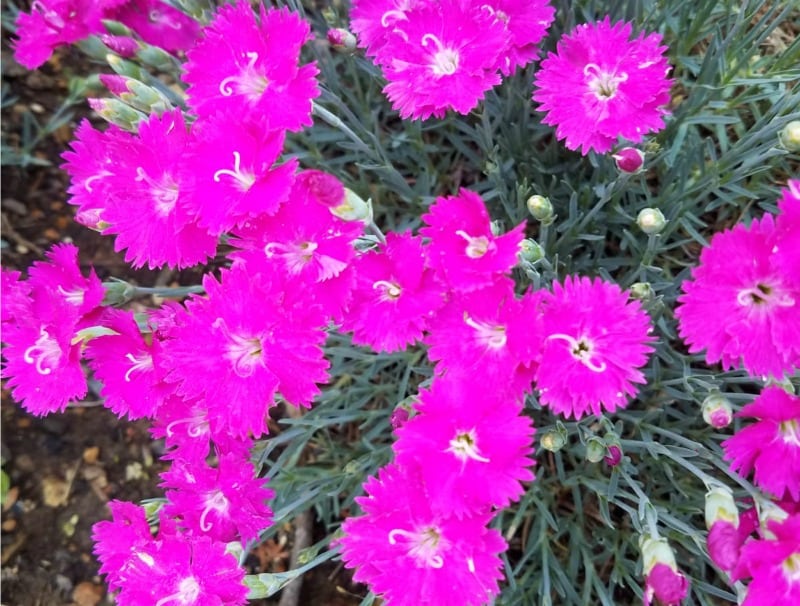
[702,394,733,429]
[704,486,739,529]
[518,238,544,264]
[121,79,173,114]
[100,34,139,58]
[636,208,667,234]
[540,422,568,452]
[585,436,606,463]
[99,73,129,96]
[526,194,554,224]
[330,188,373,223]
[612,147,645,173]
[629,281,655,301]
[327,28,358,52]
[603,433,623,467]
[779,120,800,151]
[87,97,147,130]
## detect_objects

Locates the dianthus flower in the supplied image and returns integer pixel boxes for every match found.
[420,188,525,291]
[534,276,655,419]
[159,265,329,438]
[393,378,534,516]
[722,387,800,502]
[340,231,445,352]
[349,0,428,59]
[338,463,507,606]
[675,214,800,378]
[640,536,690,606]
[483,0,555,76]
[376,0,508,120]
[94,507,248,606]
[424,279,542,395]
[773,179,800,287]
[107,0,201,54]
[732,513,800,606]
[186,112,297,235]
[183,0,319,131]
[532,17,672,154]
[161,452,273,543]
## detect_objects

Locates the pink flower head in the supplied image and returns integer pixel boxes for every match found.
[773,179,800,287]
[161,452,273,543]
[534,276,655,419]
[338,463,507,606]
[532,17,672,154]
[708,520,741,572]
[84,309,167,420]
[231,170,363,322]
[733,513,800,606]
[349,0,428,59]
[186,112,297,235]
[644,563,690,606]
[722,387,800,502]
[26,242,104,317]
[159,265,329,438]
[482,0,556,76]
[340,231,445,352]
[183,1,319,131]
[420,188,525,291]
[675,214,800,378]
[425,279,542,396]
[377,0,507,120]
[12,0,108,69]
[394,378,534,516]
[108,0,201,54]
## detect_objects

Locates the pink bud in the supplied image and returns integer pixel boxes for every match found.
[702,394,733,428]
[100,34,139,58]
[99,74,129,96]
[612,147,645,173]
[644,563,689,606]
[604,444,622,467]
[390,407,409,430]
[707,520,740,571]
[327,28,357,52]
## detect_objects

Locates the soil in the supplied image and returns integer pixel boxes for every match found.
[0,38,364,606]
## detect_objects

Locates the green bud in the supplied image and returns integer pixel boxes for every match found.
[136,44,181,72]
[585,436,606,463]
[704,486,738,529]
[121,79,174,114]
[88,97,147,131]
[541,430,566,452]
[779,120,800,151]
[636,208,667,234]
[518,238,544,264]
[526,195,554,224]
[330,188,373,223]
[629,281,655,301]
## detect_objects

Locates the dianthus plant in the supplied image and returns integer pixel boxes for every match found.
[2,1,799,606]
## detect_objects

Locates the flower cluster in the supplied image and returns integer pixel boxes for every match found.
[12,0,199,70]
[676,180,800,379]
[349,0,555,119]
[532,17,672,154]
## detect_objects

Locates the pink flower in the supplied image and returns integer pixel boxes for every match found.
[708,520,741,572]
[161,452,274,543]
[773,180,800,287]
[92,500,155,592]
[420,188,525,291]
[393,378,534,516]
[349,0,427,60]
[186,112,297,235]
[483,0,556,76]
[424,279,542,395]
[183,1,319,131]
[377,0,508,120]
[340,231,445,352]
[722,387,800,502]
[733,513,800,606]
[108,0,201,54]
[675,214,800,378]
[26,242,104,317]
[613,146,646,173]
[534,276,655,419]
[532,17,672,154]
[644,563,690,606]
[338,463,507,606]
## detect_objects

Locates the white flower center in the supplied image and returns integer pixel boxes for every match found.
[464,315,507,349]
[548,333,607,372]
[388,526,447,568]
[135,167,179,217]
[446,428,490,463]
[780,419,800,447]
[584,63,628,100]
[373,280,403,300]
[422,34,459,77]
[736,282,795,308]
[124,352,154,382]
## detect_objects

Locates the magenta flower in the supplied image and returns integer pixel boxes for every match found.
[183,0,319,131]
[340,231,445,352]
[393,378,534,516]
[532,17,672,154]
[26,242,104,317]
[733,513,800,606]
[708,520,741,572]
[92,500,155,592]
[186,112,297,235]
[338,463,507,606]
[483,0,556,76]
[644,563,690,606]
[534,276,655,419]
[773,179,800,287]
[722,387,800,502]
[161,452,274,543]
[420,188,525,291]
[675,214,800,378]
[377,0,507,119]
[349,0,427,60]
[107,0,201,54]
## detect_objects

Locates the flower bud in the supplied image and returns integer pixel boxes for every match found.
[637,208,667,234]
[526,194,554,224]
[518,238,544,264]
[779,120,800,152]
[540,422,568,452]
[99,73,129,96]
[629,281,655,301]
[327,28,358,52]
[100,34,139,58]
[701,394,733,428]
[640,536,689,606]
[612,147,645,173]
[585,436,606,463]
[87,98,147,131]
[330,188,373,223]
[707,520,740,571]
[390,407,409,431]
[704,486,739,528]
[603,433,623,467]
